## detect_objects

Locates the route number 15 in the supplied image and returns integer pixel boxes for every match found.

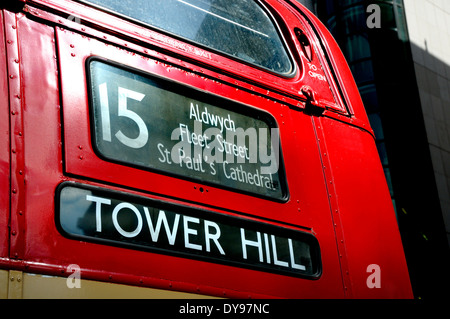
[98,83,148,149]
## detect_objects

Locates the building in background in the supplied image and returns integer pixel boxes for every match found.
[297,0,450,298]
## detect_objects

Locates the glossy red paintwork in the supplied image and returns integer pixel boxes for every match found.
[0,0,413,298]
[0,10,10,259]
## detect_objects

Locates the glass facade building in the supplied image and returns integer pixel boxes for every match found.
[299,0,450,298]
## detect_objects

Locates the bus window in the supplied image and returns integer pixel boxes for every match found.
[80,0,293,74]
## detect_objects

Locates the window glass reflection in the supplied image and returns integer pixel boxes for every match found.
[82,0,293,74]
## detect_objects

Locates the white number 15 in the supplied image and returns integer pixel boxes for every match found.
[98,82,148,149]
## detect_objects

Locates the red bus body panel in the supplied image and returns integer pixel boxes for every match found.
[0,0,413,298]
[0,10,10,260]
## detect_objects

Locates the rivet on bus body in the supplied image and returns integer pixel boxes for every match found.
[70,44,74,48]
[12,189,17,194]
[12,231,16,236]
[14,59,19,63]
[71,53,76,57]
[11,25,16,29]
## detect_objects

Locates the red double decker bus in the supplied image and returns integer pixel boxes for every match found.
[0,0,412,298]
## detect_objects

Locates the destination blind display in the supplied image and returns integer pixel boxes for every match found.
[87,59,286,200]
[57,183,321,278]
